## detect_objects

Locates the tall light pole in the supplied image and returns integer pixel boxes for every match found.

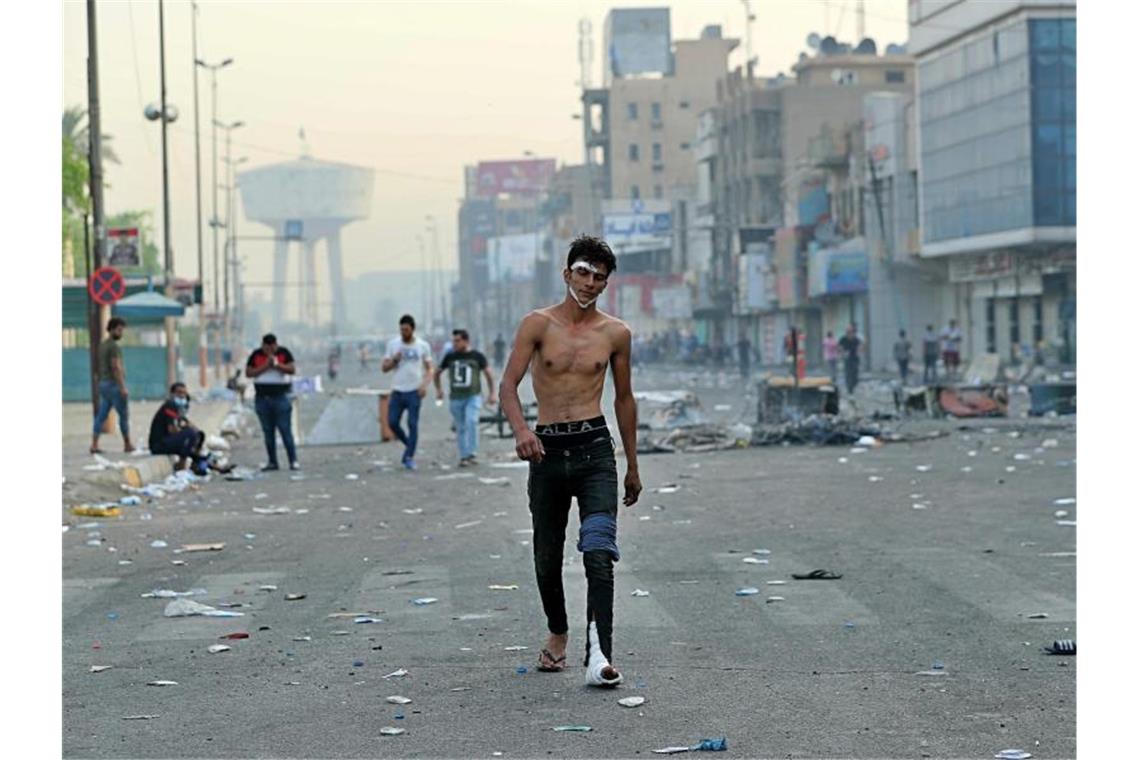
[195,55,233,357]
[86,0,108,415]
[158,0,177,387]
[190,2,207,387]
[217,119,244,370]
[223,154,248,350]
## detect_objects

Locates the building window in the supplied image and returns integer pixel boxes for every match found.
[1009,299,1020,352]
[652,143,662,161]
[653,184,663,199]
[679,100,690,109]
[627,102,638,120]
[985,299,997,353]
[629,143,640,161]
[680,141,691,150]
[651,102,662,121]
[631,184,640,200]
[1033,296,1044,344]
[1030,17,1076,227]
[885,69,905,83]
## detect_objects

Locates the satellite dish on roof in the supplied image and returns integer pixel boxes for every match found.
[807,32,821,50]
[855,38,877,55]
[837,42,852,54]
[885,42,906,55]
[819,36,839,55]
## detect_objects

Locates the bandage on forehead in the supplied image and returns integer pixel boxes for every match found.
[570,260,603,275]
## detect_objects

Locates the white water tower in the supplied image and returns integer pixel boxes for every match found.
[238,151,374,333]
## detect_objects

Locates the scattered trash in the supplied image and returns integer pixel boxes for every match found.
[752,549,771,555]
[552,725,592,732]
[354,616,382,624]
[259,585,278,592]
[454,520,483,529]
[434,473,474,481]
[219,632,249,640]
[735,587,760,596]
[914,669,948,677]
[386,696,412,704]
[122,714,160,720]
[655,485,680,494]
[868,475,883,482]
[1054,510,1068,518]
[382,668,409,679]
[766,596,785,603]
[631,589,651,597]
[402,508,424,515]
[120,495,141,506]
[70,504,121,518]
[488,584,519,590]
[766,580,786,586]
[1027,612,1049,619]
[163,599,243,618]
[346,473,359,480]
[994,750,1032,760]
[741,557,768,565]
[1055,520,1076,527]
[141,587,208,600]
[478,477,511,486]
[90,665,112,673]
[653,737,728,754]
[180,542,225,553]
[618,696,646,707]
[379,727,406,736]
[791,569,843,580]
[912,503,928,510]
[504,645,528,651]
[915,465,932,472]
[285,593,307,601]
[1043,639,1076,655]
[411,597,438,606]
[207,644,231,654]
[252,506,291,515]
[146,680,178,687]
[1053,497,1076,505]
[515,666,528,674]
[293,635,312,641]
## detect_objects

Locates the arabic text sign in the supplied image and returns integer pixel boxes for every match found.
[603,212,672,254]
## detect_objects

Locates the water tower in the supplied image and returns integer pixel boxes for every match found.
[238,146,374,333]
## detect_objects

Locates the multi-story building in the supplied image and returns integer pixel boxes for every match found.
[910,0,1076,364]
[707,40,917,364]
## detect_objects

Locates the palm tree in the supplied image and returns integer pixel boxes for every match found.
[62,105,119,164]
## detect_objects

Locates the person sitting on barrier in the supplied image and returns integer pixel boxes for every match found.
[148,383,234,475]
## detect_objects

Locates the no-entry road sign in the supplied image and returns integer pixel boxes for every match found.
[89,266,126,305]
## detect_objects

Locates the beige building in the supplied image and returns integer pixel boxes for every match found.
[587,26,737,204]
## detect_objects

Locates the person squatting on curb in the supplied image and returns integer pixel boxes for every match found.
[499,234,643,688]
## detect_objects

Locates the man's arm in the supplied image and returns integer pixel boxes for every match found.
[277,351,297,375]
[609,324,642,506]
[433,358,447,396]
[245,354,266,379]
[499,313,544,462]
[111,354,128,395]
[482,364,497,405]
[380,343,398,373]
[419,352,434,398]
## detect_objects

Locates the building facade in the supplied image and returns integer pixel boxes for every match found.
[910,0,1076,364]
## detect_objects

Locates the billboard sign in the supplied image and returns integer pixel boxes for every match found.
[105,228,140,268]
[603,211,672,254]
[737,253,775,313]
[475,159,556,197]
[488,233,543,283]
[606,8,672,79]
[810,239,869,296]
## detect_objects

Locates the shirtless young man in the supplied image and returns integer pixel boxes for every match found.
[499,234,642,688]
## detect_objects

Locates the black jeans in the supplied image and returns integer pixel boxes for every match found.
[897,359,909,384]
[527,436,619,664]
[923,356,938,384]
[844,357,860,394]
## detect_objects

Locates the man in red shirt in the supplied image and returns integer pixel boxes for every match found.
[245,333,299,471]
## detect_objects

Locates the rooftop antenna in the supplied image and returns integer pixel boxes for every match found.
[741,0,756,74]
[577,17,593,89]
[298,126,311,159]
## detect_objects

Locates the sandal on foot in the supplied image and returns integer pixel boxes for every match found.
[1043,639,1075,655]
[537,649,566,672]
[792,569,843,580]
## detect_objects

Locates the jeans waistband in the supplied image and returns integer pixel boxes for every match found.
[540,434,613,454]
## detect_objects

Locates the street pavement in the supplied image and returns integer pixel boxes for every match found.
[62,363,1076,758]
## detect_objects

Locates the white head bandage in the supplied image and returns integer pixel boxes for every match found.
[568,261,603,309]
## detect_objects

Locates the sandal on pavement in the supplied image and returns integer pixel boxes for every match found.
[791,569,843,580]
[537,649,567,672]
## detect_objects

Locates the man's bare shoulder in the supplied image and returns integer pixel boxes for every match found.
[595,310,632,342]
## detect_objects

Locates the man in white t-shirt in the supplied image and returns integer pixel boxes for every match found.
[381,314,435,470]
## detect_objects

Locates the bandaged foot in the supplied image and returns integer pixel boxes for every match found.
[585,621,622,687]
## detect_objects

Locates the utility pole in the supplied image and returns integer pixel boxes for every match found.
[191,1,207,388]
[196,57,233,376]
[86,0,108,416]
[741,0,755,75]
[159,0,177,388]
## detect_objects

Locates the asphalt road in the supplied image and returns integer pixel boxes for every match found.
[63,363,1076,758]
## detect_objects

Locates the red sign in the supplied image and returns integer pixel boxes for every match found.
[89,266,126,305]
[475,158,556,196]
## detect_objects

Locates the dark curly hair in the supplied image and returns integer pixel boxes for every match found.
[565,234,617,277]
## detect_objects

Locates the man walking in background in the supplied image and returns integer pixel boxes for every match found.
[382,314,434,471]
[91,317,134,454]
[435,328,496,467]
[839,323,862,395]
[894,329,912,384]
[823,330,839,385]
[922,324,940,384]
[245,333,299,471]
[941,318,963,381]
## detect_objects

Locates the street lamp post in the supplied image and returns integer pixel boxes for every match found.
[195,55,233,377]
[222,153,248,353]
[190,2,206,389]
[216,119,244,372]
[158,0,176,387]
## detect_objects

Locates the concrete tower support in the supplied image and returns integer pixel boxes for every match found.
[272,230,289,329]
[326,229,347,333]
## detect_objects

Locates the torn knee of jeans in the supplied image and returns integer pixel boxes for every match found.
[577,513,619,562]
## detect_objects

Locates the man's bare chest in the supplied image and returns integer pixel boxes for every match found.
[535,328,612,377]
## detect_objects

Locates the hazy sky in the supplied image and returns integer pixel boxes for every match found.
[62,0,907,291]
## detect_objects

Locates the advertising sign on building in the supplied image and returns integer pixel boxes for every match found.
[488,233,543,283]
[736,254,775,313]
[105,227,140,268]
[809,238,869,296]
[606,7,672,79]
[947,252,1016,282]
[603,209,672,255]
[475,159,556,197]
